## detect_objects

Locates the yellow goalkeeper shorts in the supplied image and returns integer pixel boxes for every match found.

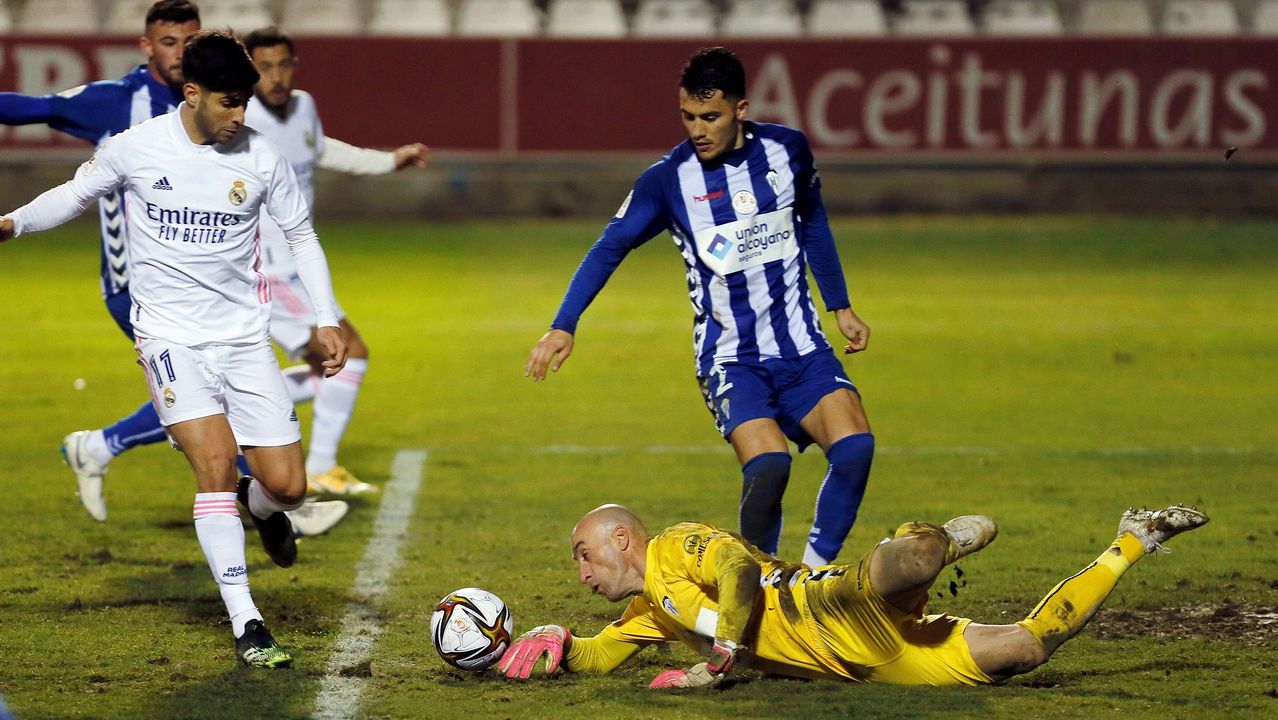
[802,544,994,686]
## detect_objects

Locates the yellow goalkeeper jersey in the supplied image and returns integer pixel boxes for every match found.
[564,521,854,680]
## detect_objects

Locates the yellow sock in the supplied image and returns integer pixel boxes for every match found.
[1016,533,1145,653]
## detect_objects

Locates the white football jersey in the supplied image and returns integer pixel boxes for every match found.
[8,108,338,346]
[246,90,396,277]
[246,91,323,276]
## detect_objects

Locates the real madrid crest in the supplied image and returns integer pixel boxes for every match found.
[228,180,247,206]
[163,387,176,408]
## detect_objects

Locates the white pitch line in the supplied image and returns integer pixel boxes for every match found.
[311,449,427,720]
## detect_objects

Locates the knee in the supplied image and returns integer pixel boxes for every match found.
[891,534,948,586]
[189,451,240,492]
[273,475,307,507]
[741,453,792,498]
[252,466,307,507]
[1003,634,1050,677]
[969,625,1051,681]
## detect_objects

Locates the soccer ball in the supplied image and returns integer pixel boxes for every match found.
[430,587,514,671]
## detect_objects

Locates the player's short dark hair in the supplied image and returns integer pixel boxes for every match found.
[146,0,199,28]
[680,47,746,102]
[182,31,259,94]
[243,26,295,58]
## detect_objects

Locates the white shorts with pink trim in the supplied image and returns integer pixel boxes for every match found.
[135,337,302,447]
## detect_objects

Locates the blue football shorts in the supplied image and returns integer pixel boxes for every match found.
[697,349,859,451]
[105,290,135,340]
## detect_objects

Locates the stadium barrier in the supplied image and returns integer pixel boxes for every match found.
[1,36,1275,214]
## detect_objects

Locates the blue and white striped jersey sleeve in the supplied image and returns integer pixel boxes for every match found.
[790,133,849,311]
[550,162,670,334]
[0,81,133,145]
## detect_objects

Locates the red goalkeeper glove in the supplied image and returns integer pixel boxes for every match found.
[649,638,740,689]
[498,624,570,680]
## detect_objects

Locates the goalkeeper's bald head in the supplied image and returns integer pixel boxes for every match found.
[575,504,646,538]
[571,504,650,602]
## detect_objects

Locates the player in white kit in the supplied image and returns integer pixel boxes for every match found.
[242,26,430,496]
[0,32,346,668]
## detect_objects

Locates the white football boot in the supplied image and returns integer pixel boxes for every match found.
[286,498,349,537]
[942,515,999,562]
[61,431,108,522]
[1118,504,1209,554]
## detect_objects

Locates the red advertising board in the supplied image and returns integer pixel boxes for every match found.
[1,36,1273,156]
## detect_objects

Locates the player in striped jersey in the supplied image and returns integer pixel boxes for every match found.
[1,31,346,667]
[0,0,199,522]
[526,48,874,567]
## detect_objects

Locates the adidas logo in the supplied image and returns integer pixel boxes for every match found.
[288,410,298,422]
[152,176,173,190]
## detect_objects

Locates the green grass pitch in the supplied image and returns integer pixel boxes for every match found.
[0,215,1275,719]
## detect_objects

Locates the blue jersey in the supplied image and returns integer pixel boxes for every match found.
[0,65,181,298]
[552,122,851,376]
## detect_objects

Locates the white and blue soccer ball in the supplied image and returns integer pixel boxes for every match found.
[430,587,513,671]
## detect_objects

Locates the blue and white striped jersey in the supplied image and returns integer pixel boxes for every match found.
[0,65,181,298]
[551,122,851,376]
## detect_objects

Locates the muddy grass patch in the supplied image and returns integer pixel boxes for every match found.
[1094,601,1278,647]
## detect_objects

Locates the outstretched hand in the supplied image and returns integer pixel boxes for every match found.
[499,625,570,680]
[525,329,574,381]
[316,325,348,377]
[393,143,430,169]
[835,307,870,354]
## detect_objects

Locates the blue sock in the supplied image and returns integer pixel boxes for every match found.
[807,433,875,563]
[102,401,167,456]
[739,452,792,555]
[236,455,251,478]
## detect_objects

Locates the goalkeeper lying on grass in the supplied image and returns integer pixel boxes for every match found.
[499,502,1206,687]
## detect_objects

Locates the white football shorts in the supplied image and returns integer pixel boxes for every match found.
[135,337,302,447]
[267,273,346,358]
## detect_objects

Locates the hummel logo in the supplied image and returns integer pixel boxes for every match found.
[152,176,173,190]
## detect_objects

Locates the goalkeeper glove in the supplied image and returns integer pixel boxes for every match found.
[498,624,570,680]
[649,638,740,689]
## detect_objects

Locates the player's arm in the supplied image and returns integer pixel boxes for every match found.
[500,599,673,680]
[266,153,347,375]
[563,626,650,673]
[792,135,869,354]
[0,141,126,241]
[524,164,669,381]
[0,82,128,144]
[649,531,760,689]
[316,136,429,174]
